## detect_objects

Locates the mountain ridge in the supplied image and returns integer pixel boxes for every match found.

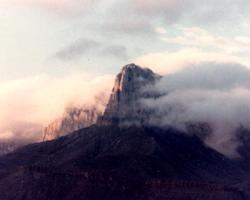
[0,63,249,200]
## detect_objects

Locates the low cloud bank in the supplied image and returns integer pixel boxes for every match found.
[142,63,250,157]
[135,48,250,75]
[0,72,113,143]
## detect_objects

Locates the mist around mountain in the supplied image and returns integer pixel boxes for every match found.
[43,100,106,141]
[1,63,250,199]
[0,87,108,155]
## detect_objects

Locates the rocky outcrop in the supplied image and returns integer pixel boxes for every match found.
[98,63,161,126]
[43,106,101,141]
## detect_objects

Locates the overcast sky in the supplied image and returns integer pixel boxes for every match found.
[1,0,250,142]
[1,0,250,80]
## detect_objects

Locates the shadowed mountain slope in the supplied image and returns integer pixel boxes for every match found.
[0,125,247,200]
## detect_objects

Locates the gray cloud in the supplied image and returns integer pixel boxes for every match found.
[53,38,130,62]
[100,45,129,60]
[35,0,250,67]
[53,39,101,61]
[156,63,250,91]
[132,0,194,24]
[102,17,154,34]
[9,0,250,25]
[106,0,250,31]
[141,63,250,158]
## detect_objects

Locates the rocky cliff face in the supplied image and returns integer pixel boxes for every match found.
[99,63,161,126]
[43,106,101,141]
[43,64,161,139]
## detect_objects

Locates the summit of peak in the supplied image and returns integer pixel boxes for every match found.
[122,63,140,70]
[98,64,161,126]
[115,63,158,93]
[121,63,154,74]
[123,63,137,67]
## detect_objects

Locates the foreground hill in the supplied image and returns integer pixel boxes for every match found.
[0,125,247,200]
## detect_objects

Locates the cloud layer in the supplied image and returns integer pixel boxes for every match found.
[135,48,250,74]
[0,72,113,142]
[53,38,129,61]
[142,63,250,158]
[162,27,250,54]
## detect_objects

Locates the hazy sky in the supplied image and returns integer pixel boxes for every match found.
[1,0,250,142]
[1,0,250,80]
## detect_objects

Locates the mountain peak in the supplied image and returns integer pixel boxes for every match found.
[121,63,155,77]
[113,63,157,93]
[121,63,138,70]
[98,63,160,126]
[121,63,152,72]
